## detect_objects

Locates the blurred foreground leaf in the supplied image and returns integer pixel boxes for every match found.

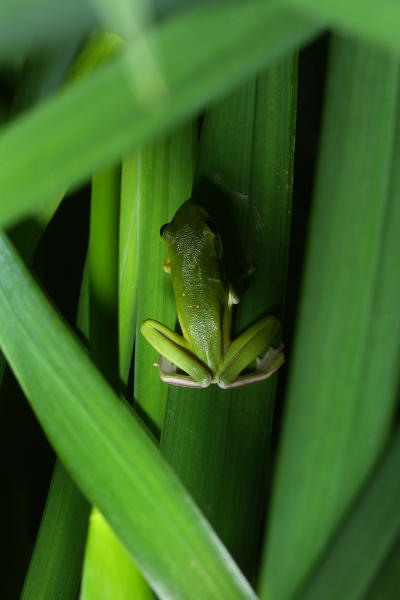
[0,1,320,227]
[0,0,96,60]
[287,0,400,55]
[21,462,89,600]
[0,231,257,600]
[364,535,400,600]
[297,429,400,600]
[81,509,154,600]
[260,36,399,600]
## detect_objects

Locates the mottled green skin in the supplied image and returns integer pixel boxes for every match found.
[162,200,232,378]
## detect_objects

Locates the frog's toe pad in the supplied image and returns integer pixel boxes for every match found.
[158,355,210,388]
[218,344,284,389]
[256,344,284,374]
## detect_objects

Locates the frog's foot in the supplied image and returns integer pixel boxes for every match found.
[141,319,212,388]
[217,316,284,389]
[256,344,284,373]
[158,355,211,388]
[218,345,284,389]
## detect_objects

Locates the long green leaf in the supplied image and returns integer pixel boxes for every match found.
[81,509,154,600]
[16,35,136,600]
[7,32,123,265]
[286,0,400,55]
[0,1,320,228]
[88,163,120,386]
[0,0,96,60]
[133,124,196,431]
[84,150,153,598]
[0,231,257,600]
[119,154,139,387]
[364,536,400,600]
[20,283,91,600]
[297,429,400,600]
[260,36,399,600]
[21,462,89,600]
[3,35,122,598]
[0,0,232,59]
[161,56,296,579]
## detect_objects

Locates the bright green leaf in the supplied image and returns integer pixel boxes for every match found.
[21,462,89,600]
[364,535,400,600]
[297,429,400,600]
[260,36,399,600]
[133,124,196,431]
[286,0,400,55]
[0,231,257,600]
[161,55,297,579]
[119,154,140,387]
[81,509,155,600]
[0,1,320,228]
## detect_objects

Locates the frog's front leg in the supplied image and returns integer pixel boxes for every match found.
[217,316,284,389]
[140,319,211,388]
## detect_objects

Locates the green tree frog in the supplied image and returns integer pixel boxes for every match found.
[141,200,284,388]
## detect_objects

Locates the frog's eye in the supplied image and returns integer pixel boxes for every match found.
[205,218,218,235]
[160,223,169,237]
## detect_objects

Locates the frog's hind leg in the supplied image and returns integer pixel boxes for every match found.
[140,319,211,388]
[217,316,284,389]
[158,355,210,388]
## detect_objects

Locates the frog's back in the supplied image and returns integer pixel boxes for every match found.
[162,202,230,375]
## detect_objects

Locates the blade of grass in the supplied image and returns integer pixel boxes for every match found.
[286,0,400,56]
[5,31,123,256]
[0,0,239,60]
[2,31,123,389]
[0,0,96,60]
[0,0,321,228]
[161,55,296,580]
[119,154,139,388]
[21,462,89,600]
[8,36,136,599]
[77,260,90,339]
[88,164,121,386]
[7,32,123,264]
[259,36,399,600]
[81,509,155,600]
[364,535,400,600]
[293,92,400,596]
[0,231,257,600]
[19,34,150,597]
[133,124,196,432]
[2,38,125,597]
[296,429,400,600]
[21,250,93,600]
[3,40,76,379]
[83,160,153,598]
[11,40,79,115]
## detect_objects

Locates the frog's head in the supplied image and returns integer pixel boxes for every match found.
[160,199,220,250]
